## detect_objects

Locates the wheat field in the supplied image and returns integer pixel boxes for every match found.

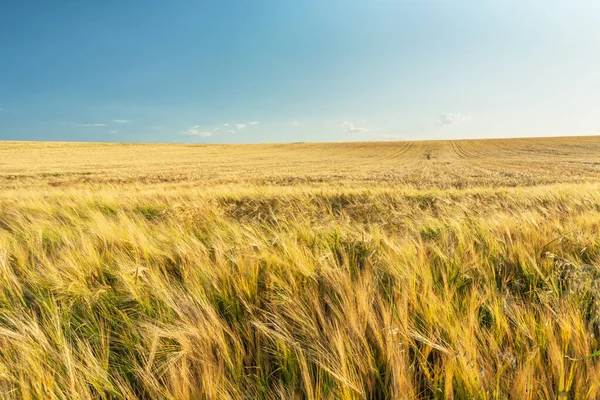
[1,136,600,399]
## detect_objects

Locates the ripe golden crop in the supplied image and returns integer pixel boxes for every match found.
[0,137,599,398]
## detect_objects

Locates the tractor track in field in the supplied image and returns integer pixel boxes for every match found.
[449,141,470,159]
[379,141,414,160]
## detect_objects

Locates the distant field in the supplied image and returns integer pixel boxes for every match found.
[2,135,600,188]
[1,137,600,399]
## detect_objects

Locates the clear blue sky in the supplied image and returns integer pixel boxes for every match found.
[1,1,599,143]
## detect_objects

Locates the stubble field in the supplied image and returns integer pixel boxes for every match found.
[1,136,600,399]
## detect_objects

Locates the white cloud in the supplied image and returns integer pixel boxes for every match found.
[438,113,472,126]
[223,123,229,126]
[184,127,213,137]
[342,121,369,133]
[228,130,236,133]
[236,123,247,130]
[76,123,106,127]
[291,121,300,127]
[214,127,220,131]
[249,121,260,125]
[113,119,130,124]
[109,130,118,134]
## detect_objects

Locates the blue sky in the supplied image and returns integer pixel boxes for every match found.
[1,1,599,143]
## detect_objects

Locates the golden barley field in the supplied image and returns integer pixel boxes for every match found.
[1,136,600,399]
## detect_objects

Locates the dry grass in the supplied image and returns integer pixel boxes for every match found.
[1,136,600,398]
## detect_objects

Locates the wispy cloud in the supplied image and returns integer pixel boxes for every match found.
[223,123,229,127]
[184,126,213,137]
[228,130,236,133]
[249,121,260,125]
[112,119,130,124]
[291,121,300,127]
[236,123,247,130]
[342,121,369,133]
[185,130,213,137]
[438,113,472,126]
[109,130,118,134]
[76,123,106,127]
